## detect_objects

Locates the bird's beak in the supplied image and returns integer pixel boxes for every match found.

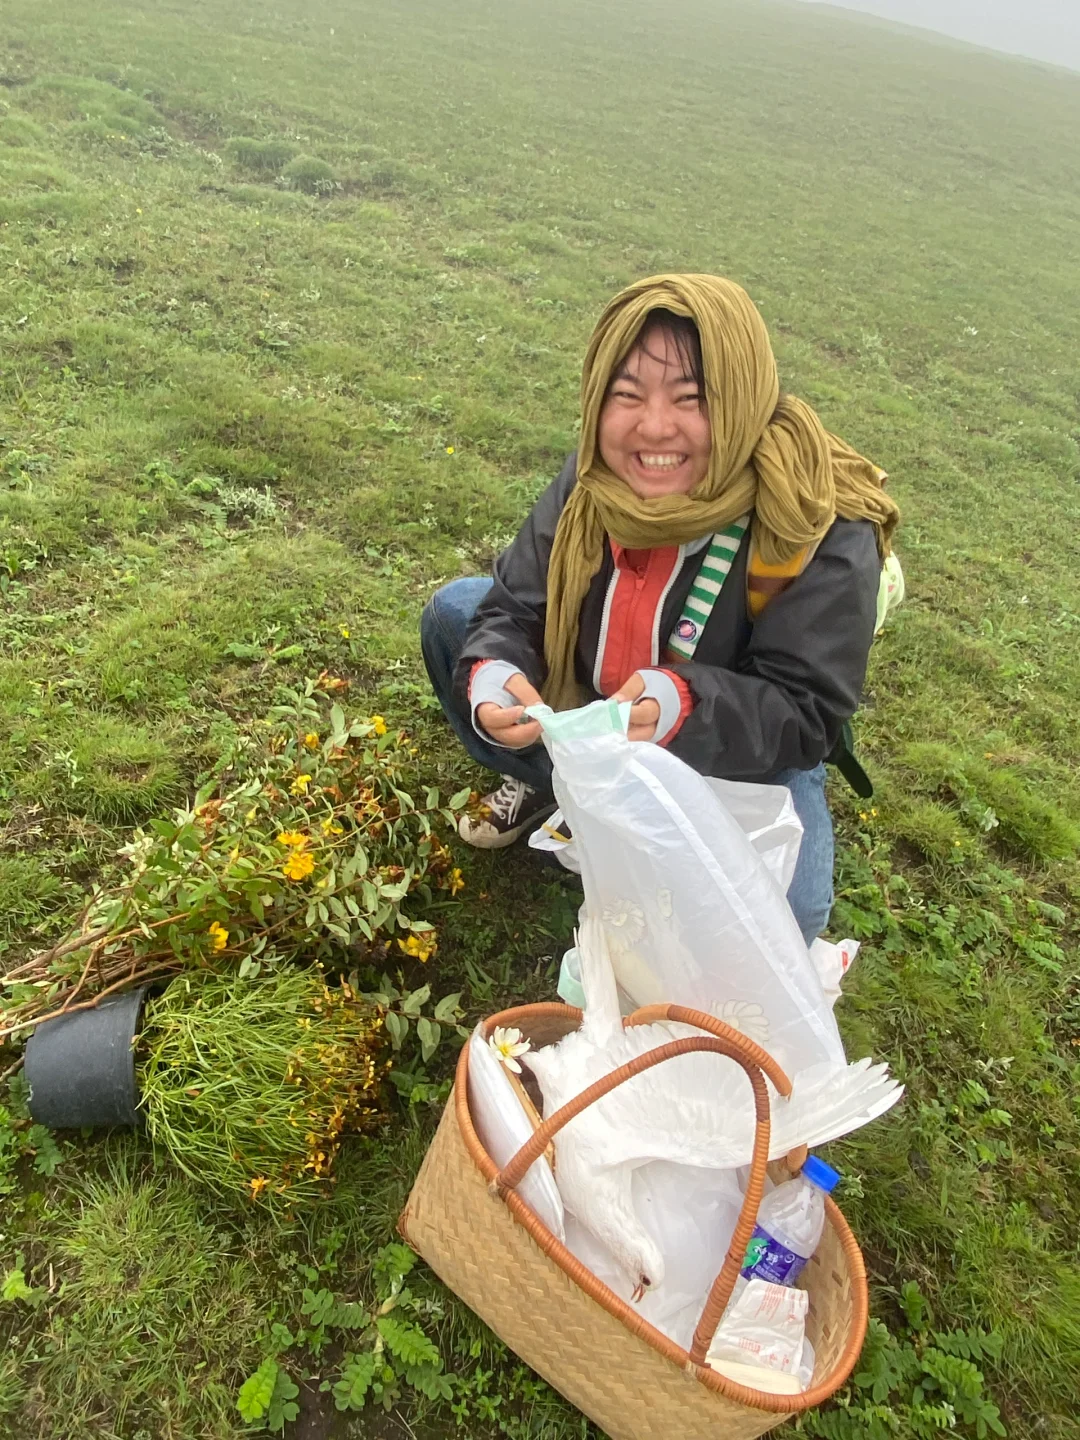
[631,1279,650,1304]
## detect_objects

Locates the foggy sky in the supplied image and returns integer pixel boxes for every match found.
[800,0,1080,72]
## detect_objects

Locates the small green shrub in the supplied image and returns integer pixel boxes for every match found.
[227,136,298,175]
[281,154,338,195]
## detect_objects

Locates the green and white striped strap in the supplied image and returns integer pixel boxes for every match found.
[666,515,750,662]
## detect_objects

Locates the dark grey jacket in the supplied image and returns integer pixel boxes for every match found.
[456,455,881,782]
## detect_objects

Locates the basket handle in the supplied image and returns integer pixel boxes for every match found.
[628,1005,811,1363]
[494,1007,792,1367]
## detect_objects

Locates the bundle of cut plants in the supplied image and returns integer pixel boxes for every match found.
[0,681,470,1043]
[137,966,387,1209]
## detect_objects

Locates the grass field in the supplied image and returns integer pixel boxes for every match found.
[1,0,1079,1436]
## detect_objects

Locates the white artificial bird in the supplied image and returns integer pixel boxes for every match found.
[523,918,902,1301]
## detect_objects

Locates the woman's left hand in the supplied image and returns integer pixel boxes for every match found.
[611,673,661,742]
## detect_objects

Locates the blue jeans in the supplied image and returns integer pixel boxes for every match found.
[420,577,834,943]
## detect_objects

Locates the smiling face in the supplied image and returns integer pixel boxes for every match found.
[596,317,712,500]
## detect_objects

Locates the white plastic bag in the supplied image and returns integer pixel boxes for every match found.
[466,1021,565,1241]
[530,776,803,894]
[809,936,860,1009]
[706,1278,813,1387]
[528,699,843,1077]
[520,701,900,1353]
[707,777,803,894]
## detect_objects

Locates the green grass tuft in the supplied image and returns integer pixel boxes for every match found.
[0,859,64,941]
[19,1142,265,1440]
[226,135,298,174]
[280,153,337,194]
[0,114,46,147]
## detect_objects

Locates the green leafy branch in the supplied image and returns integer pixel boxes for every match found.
[360,974,469,1066]
[1,683,470,1040]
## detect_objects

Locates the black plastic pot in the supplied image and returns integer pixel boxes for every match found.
[24,986,149,1129]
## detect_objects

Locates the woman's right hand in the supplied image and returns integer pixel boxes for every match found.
[476,671,544,749]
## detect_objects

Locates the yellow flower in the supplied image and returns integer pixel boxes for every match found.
[339,624,350,639]
[448,867,465,896]
[282,850,316,881]
[370,716,387,737]
[208,921,229,952]
[320,818,344,836]
[136,207,142,215]
[488,1026,530,1074]
[397,934,435,963]
[303,732,319,750]
[290,774,312,796]
[249,1176,269,1199]
[245,806,258,822]
[276,830,308,848]
[445,445,455,455]
[228,845,240,863]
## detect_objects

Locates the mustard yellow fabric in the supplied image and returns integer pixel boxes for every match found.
[542,273,899,709]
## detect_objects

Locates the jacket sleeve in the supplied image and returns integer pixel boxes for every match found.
[666,521,881,780]
[453,455,576,705]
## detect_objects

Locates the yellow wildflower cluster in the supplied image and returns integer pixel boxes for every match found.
[282,850,316,882]
[207,921,229,952]
[303,732,320,751]
[280,987,387,1184]
[290,773,312,796]
[397,933,436,963]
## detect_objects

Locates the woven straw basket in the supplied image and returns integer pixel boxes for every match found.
[399,1002,868,1440]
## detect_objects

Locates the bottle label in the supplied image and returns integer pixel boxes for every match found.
[740,1225,807,1286]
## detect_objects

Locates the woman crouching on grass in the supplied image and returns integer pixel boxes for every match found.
[420,274,899,944]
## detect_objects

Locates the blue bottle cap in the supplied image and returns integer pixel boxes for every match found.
[802,1155,841,1193]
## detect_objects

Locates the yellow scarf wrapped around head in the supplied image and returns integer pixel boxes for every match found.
[542,273,899,709]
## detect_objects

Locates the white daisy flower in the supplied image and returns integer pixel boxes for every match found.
[488,1026,530,1074]
[601,900,646,951]
[716,1000,770,1046]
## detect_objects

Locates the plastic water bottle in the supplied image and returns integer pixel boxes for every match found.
[739,1156,840,1288]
